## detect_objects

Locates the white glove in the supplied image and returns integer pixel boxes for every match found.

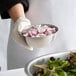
[15,17,31,33]
[12,17,33,50]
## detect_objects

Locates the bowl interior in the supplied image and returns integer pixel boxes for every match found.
[23,24,58,38]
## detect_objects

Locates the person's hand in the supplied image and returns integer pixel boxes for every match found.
[12,17,33,50]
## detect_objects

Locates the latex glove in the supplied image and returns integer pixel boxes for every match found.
[12,17,33,51]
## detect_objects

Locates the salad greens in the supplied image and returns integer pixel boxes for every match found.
[33,52,76,76]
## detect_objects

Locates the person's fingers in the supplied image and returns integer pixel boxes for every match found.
[12,24,33,51]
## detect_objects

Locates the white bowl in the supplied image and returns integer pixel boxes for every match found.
[25,24,58,48]
[24,51,76,76]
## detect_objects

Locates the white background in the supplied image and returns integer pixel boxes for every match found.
[0,18,11,71]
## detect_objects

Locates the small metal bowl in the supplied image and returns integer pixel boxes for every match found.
[25,24,58,48]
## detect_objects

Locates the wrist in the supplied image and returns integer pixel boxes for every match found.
[8,3,25,22]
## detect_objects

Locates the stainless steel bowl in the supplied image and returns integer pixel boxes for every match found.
[24,51,76,76]
[25,24,58,48]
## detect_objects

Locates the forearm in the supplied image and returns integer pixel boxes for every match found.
[8,3,26,22]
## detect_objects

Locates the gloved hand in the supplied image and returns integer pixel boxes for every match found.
[12,17,33,50]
